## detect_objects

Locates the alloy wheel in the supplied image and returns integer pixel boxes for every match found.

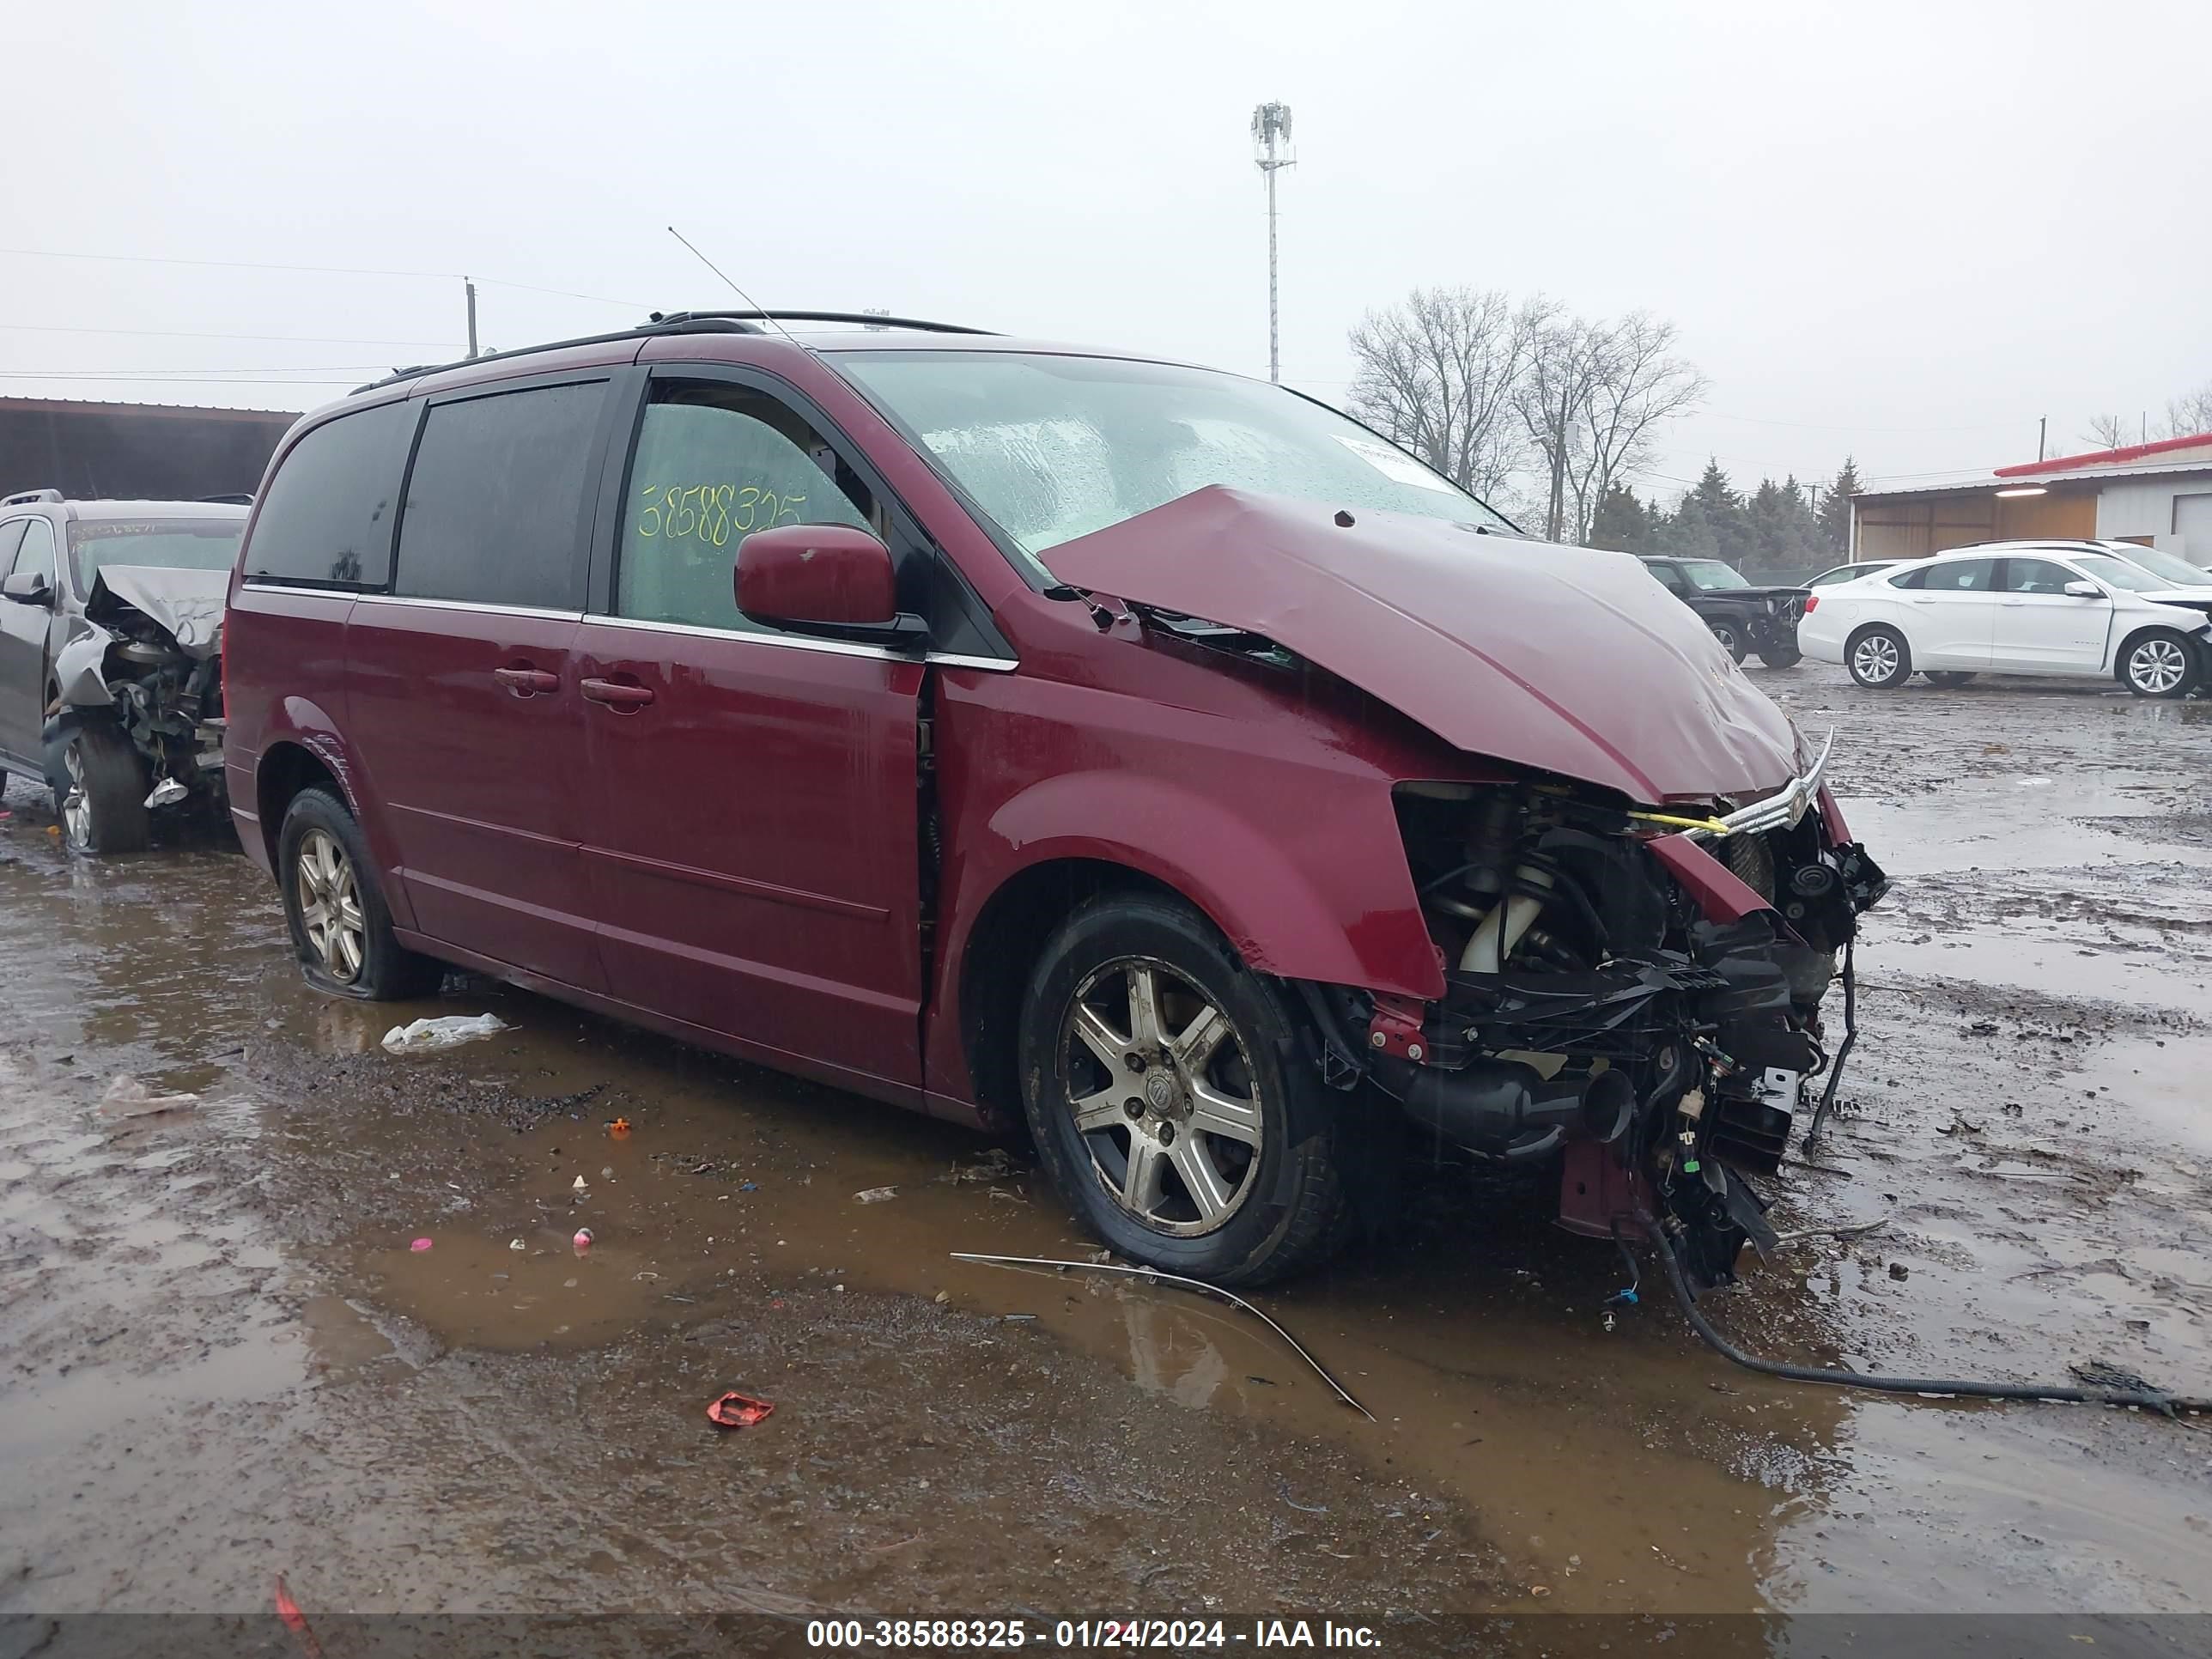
[61,743,92,848]
[1852,635,1900,684]
[2129,638,2188,696]
[1060,957,1263,1237]
[1711,624,1741,658]
[296,828,368,983]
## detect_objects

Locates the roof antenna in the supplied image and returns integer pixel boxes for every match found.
[665,225,802,345]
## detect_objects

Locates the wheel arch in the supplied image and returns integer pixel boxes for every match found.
[2112,621,2200,684]
[954,857,1191,1131]
[253,738,356,872]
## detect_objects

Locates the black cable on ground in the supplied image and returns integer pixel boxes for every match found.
[1622,1224,2212,1418]
[1804,937,1856,1146]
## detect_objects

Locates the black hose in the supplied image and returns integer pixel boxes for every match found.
[1805,937,1856,1145]
[1625,1221,2212,1417]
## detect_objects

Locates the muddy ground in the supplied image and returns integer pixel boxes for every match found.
[3,666,2209,1650]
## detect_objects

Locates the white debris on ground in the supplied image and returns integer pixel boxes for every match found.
[98,1075,201,1118]
[380,1014,510,1054]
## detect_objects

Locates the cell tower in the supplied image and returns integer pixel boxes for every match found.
[1250,101,1295,383]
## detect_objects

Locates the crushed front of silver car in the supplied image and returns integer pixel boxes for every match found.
[45,565,229,853]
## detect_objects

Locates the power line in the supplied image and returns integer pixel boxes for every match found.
[0,321,464,349]
[0,367,386,384]
[0,246,647,310]
[1696,409,2021,434]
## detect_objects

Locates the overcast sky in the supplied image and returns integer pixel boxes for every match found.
[8,0,2209,501]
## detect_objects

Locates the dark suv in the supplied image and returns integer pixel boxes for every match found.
[0,489,244,852]
[1637,555,1809,667]
[223,313,1883,1291]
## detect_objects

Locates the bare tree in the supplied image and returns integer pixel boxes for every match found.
[1561,313,1706,543]
[2166,381,2212,438]
[1346,288,1528,501]
[1514,301,1607,542]
[2081,412,2133,451]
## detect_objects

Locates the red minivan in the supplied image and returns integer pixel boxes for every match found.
[224,312,1884,1290]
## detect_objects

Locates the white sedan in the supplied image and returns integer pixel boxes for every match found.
[1797,544,2212,697]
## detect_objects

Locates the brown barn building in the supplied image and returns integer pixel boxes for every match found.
[0,397,299,501]
[1850,432,2212,567]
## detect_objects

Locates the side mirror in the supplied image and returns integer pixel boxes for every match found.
[2,571,52,607]
[734,524,925,644]
[2063,580,2102,599]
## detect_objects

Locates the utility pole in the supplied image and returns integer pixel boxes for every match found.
[465,278,479,359]
[1249,102,1294,383]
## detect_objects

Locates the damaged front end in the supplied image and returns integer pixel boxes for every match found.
[49,566,228,823]
[1341,738,1886,1294]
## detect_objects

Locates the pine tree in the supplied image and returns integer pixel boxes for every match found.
[1819,457,1862,557]
[1747,478,1794,571]
[1587,484,1654,552]
[1689,459,1738,518]
[1656,497,1723,562]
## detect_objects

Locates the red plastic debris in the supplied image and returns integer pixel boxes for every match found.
[274,1573,327,1659]
[707,1390,775,1429]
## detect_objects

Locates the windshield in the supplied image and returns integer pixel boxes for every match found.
[1678,559,1752,591]
[2101,543,2211,586]
[69,519,243,591]
[832,349,1519,576]
[2072,552,2170,593]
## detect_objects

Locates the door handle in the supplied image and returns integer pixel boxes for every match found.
[580,677,655,710]
[492,665,560,696]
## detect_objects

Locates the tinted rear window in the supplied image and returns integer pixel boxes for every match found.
[243,401,412,588]
[394,381,605,611]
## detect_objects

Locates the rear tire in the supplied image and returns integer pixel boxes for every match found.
[46,718,150,855]
[1846,625,1912,689]
[1709,621,1748,664]
[277,787,445,1000]
[2118,629,2197,699]
[1017,891,1352,1286]
[1923,671,1978,688]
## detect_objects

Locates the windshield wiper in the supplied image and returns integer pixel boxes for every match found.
[1042,582,1119,631]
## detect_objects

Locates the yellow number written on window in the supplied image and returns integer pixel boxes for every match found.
[634,483,807,546]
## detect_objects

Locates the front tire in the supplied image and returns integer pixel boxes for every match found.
[46,718,150,855]
[277,787,444,1000]
[2119,629,2197,699]
[1709,621,1748,664]
[1757,644,1803,669]
[1846,625,1912,689]
[1018,892,1351,1286]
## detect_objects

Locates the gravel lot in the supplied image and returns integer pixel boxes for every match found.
[3,665,2208,1647]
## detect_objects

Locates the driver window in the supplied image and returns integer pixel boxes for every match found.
[615,383,883,633]
[2001,558,2075,595]
[10,520,57,589]
[1650,563,1687,594]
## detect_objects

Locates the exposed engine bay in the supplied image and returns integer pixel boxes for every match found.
[49,566,228,822]
[1328,748,1887,1295]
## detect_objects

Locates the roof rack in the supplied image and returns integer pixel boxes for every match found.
[355,307,991,396]
[356,315,766,393]
[199,493,254,505]
[3,488,64,506]
[647,309,995,336]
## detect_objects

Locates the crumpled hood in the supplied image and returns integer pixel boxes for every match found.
[1042,487,1800,802]
[86,565,227,659]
